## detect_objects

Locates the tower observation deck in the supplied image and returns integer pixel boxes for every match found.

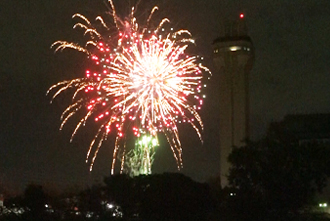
[213,15,254,187]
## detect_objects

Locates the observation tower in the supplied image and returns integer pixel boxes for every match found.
[213,14,254,187]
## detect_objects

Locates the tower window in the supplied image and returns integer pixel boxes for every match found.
[229,46,241,51]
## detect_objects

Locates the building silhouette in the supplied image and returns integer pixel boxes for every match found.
[213,15,254,187]
[268,113,330,145]
[267,113,330,205]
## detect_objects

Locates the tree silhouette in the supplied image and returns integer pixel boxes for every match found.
[22,184,48,220]
[104,173,213,220]
[227,138,330,218]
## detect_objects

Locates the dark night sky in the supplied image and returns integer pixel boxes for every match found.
[1,0,330,193]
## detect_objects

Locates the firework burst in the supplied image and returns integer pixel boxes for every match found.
[48,0,210,174]
[125,134,159,177]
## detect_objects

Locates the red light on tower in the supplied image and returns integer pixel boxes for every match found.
[240,13,244,19]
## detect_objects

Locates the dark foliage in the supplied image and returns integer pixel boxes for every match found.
[1,173,213,221]
[104,173,213,220]
[226,138,330,219]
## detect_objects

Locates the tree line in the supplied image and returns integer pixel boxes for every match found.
[2,125,330,220]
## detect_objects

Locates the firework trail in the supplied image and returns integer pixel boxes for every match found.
[124,134,159,177]
[48,0,210,174]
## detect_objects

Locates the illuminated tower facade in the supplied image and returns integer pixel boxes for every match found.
[213,15,254,187]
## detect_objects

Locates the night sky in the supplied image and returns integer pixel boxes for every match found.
[1,0,330,193]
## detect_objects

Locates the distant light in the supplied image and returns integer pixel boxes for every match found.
[229,46,242,51]
[319,203,328,208]
[106,203,114,209]
[240,13,244,19]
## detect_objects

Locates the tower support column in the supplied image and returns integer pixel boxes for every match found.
[213,18,254,188]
